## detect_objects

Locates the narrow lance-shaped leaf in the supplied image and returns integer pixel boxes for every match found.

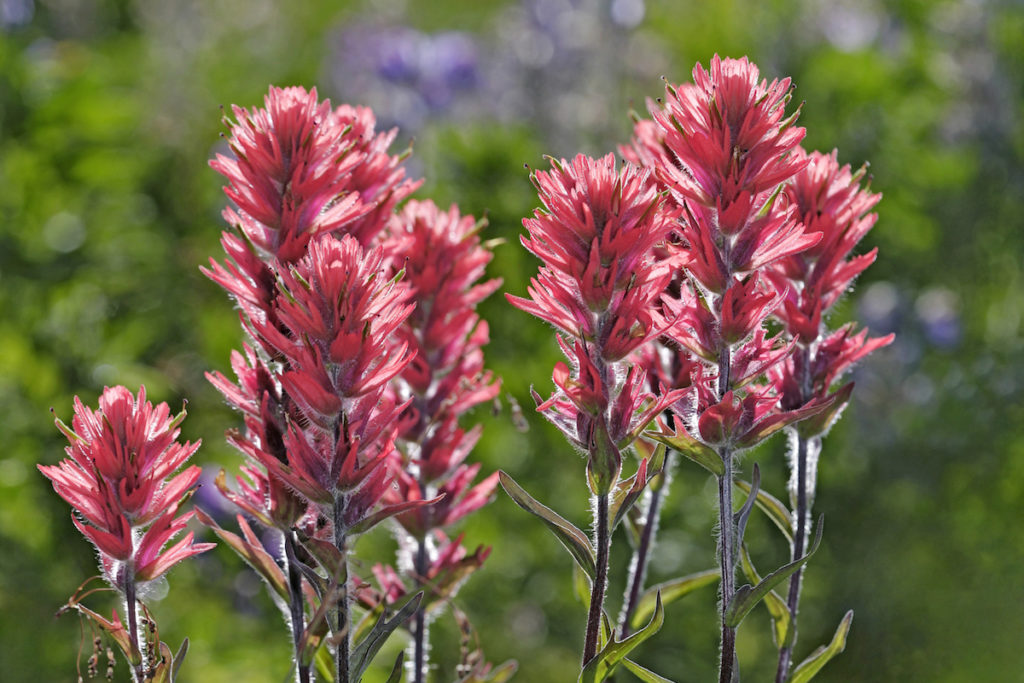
[739,543,791,647]
[725,515,824,628]
[630,569,719,630]
[736,479,793,543]
[350,591,424,682]
[622,658,676,683]
[580,592,666,682]
[194,509,288,602]
[787,610,854,683]
[499,471,596,578]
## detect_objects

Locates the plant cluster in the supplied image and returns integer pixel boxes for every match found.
[39,56,889,683]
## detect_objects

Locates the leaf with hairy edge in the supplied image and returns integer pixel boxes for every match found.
[385,652,406,683]
[499,471,596,579]
[736,480,793,543]
[796,383,853,439]
[787,611,853,683]
[580,592,665,683]
[630,570,719,630]
[351,592,423,682]
[622,658,676,683]
[725,516,823,628]
[194,509,288,602]
[647,426,723,476]
[739,544,791,647]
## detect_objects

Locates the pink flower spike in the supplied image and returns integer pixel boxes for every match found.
[40,386,212,588]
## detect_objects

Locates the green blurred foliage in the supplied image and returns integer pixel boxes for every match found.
[1,0,1022,681]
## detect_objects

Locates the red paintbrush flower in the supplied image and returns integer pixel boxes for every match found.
[210,86,369,264]
[39,386,214,588]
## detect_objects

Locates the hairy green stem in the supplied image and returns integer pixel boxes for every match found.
[583,492,611,666]
[333,497,350,683]
[618,452,673,637]
[775,346,814,683]
[284,532,311,683]
[412,536,429,683]
[124,572,143,683]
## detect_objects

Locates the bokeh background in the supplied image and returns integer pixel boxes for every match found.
[2,0,1022,680]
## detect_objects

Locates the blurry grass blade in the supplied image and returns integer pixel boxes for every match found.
[734,463,760,548]
[630,569,719,630]
[580,592,665,682]
[499,471,596,578]
[621,658,675,683]
[739,544,791,647]
[726,517,823,627]
[787,611,854,683]
[735,479,793,543]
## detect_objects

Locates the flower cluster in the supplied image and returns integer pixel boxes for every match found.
[767,148,894,414]
[632,56,830,460]
[40,386,213,589]
[509,154,682,493]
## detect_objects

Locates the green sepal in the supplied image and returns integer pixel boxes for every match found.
[630,569,719,630]
[579,592,666,683]
[610,448,663,531]
[738,544,792,647]
[646,428,723,476]
[621,658,675,683]
[787,611,854,683]
[796,383,853,439]
[735,480,793,543]
[351,591,423,682]
[499,471,596,579]
[725,517,823,628]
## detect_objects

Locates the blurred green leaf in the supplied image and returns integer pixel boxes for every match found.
[739,544,791,647]
[630,570,719,631]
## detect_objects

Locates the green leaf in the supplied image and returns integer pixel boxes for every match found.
[646,428,723,476]
[725,517,823,628]
[630,569,719,630]
[351,592,423,682]
[621,658,675,683]
[499,471,596,579]
[385,651,405,683]
[735,480,793,543]
[738,544,791,647]
[580,593,665,682]
[787,611,854,683]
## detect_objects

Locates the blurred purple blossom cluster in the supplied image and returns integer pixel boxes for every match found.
[328,0,663,153]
